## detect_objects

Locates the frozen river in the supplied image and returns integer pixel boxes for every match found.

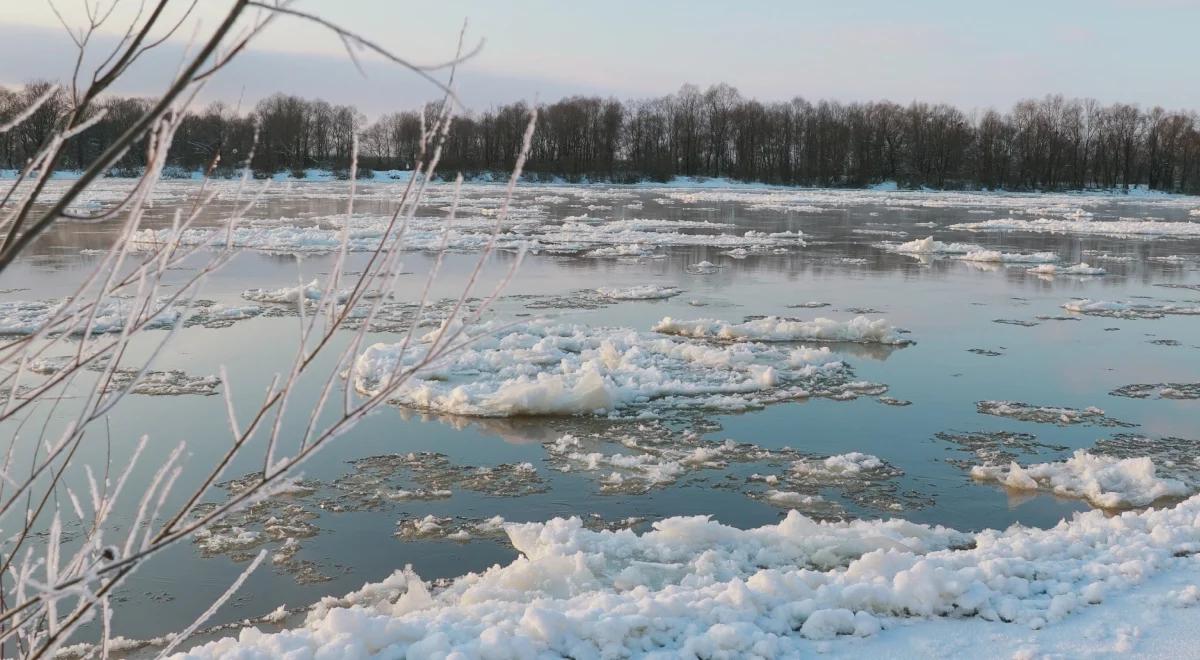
[3,178,1199,650]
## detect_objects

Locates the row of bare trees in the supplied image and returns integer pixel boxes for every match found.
[5,80,1200,192]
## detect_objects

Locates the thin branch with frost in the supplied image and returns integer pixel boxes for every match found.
[0,3,538,656]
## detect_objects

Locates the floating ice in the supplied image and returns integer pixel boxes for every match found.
[976,400,1134,427]
[595,285,682,300]
[1027,263,1106,276]
[0,298,178,336]
[883,236,981,255]
[178,493,1200,658]
[242,279,336,304]
[582,243,653,258]
[956,249,1058,264]
[351,319,872,418]
[652,315,911,345]
[132,213,807,256]
[970,450,1189,508]
[1062,299,1200,319]
[950,217,1200,238]
[936,430,1067,469]
[1110,382,1200,400]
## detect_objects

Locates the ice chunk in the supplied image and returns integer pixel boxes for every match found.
[179,494,1200,658]
[970,450,1190,508]
[653,315,911,345]
[351,319,867,417]
[596,285,682,300]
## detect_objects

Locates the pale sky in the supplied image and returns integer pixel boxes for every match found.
[3,0,1200,116]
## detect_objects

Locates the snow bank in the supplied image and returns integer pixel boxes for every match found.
[596,285,682,300]
[176,493,1200,658]
[971,450,1190,508]
[653,315,911,345]
[351,319,866,417]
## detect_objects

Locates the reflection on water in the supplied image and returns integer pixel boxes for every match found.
[2,180,1199,642]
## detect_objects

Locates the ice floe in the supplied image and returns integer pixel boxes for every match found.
[595,285,682,300]
[351,319,884,418]
[970,450,1189,508]
[652,315,911,345]
[956,249,1058,264]
[1110,382,1200,400]
[949,217,1200,238]
[1062,299,1200,319]
[131,213,807,257]
[176,491,1200,658]
[882,236,980,255]
[976,400,1134,427]
[1027,263,1106,276]
[0,298,179,336]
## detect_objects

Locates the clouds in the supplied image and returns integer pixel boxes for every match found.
[2,0,1198,112]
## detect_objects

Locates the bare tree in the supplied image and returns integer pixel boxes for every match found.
[0,2,535,657]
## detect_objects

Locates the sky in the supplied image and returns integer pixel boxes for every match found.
[2,0,1200,116]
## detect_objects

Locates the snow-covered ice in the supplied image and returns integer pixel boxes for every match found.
[595,285,682,300]
[1027,263,1106,276]
[1062,299,1200,319]
[882,236,980,255]
[175,493,1200,659]
[970,450,1190,508]
[950,217,1200,239]
[956,249,1058,264]
[652,315,911,345]
[351,319,875,417]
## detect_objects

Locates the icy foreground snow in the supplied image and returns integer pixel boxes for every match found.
[177,495,1200,659]
[351,319,873,417]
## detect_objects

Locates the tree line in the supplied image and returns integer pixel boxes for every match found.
[4,80,1200,192]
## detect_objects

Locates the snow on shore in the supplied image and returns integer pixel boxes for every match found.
[175,492,1200,659]
[652,315,911,345]
[970,450,1190,508]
